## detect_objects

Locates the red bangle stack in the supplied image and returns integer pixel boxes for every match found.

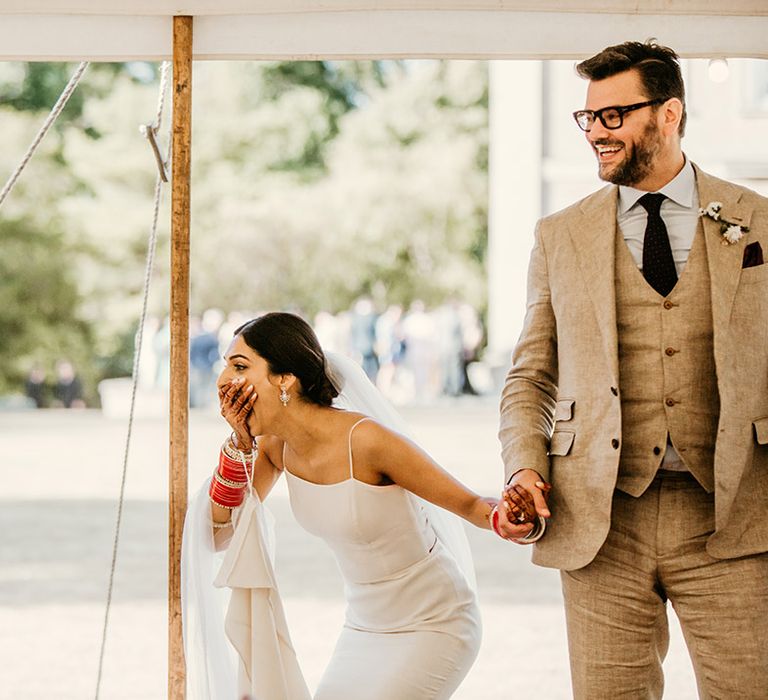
[219,451,249,483]
[209,443,252,509]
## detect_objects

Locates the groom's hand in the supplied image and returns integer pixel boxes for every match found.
[497,469,551,541]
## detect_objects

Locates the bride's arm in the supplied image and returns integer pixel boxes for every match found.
[212,379,284,526]
[211,435,283,534]
[353,421,536,535]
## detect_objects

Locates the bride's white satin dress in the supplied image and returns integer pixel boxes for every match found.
[283,418,482,699]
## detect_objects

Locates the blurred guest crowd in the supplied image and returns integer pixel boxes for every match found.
[24,359,85,409]
[22,302,485,409]
[140,300,486,408]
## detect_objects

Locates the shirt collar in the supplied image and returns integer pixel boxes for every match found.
[618,156,696,214]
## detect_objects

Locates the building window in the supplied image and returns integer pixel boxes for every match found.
[741,59,768,116]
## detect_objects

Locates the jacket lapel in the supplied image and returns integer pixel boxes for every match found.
[563,167,754,385]
[694,165,755,355]
[568,185,620,382]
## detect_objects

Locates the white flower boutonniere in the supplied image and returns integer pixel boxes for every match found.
[699,200,749,246]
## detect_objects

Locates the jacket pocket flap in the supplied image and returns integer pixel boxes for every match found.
[554,399,575,422]
[549,430,575,456]
[754,417,768,445]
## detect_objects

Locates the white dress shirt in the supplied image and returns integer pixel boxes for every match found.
[617,157,700,278]
[616,157,700,472]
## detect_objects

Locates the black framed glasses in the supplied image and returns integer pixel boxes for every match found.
[572,98,666,132]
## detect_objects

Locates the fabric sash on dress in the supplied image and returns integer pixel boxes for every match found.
[182,479,310,700]
[216,494,311,700]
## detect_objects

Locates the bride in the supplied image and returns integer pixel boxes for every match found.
[182,312,542,699]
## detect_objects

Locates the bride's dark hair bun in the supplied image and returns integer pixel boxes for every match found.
[303,364,339,406]
[235,312,339,407]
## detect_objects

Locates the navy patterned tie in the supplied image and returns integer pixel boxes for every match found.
[639,193,678,297]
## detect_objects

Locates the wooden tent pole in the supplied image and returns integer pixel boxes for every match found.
[169,15,193,700]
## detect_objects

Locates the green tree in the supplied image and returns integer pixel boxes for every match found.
[259,61,392,172]
[0,217,94,398]
[190,60,488,316]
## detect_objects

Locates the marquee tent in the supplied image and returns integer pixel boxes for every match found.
[2,3,766,697]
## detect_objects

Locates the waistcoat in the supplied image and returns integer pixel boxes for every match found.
[614,220,719,496]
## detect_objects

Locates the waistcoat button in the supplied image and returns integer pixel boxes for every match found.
[653,446,661,455]
[611,438,620,449]
[665,398,676,407]
[611,386,619,396]
[665,347,677,356]
[663,300,674,310]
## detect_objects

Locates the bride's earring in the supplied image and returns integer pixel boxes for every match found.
[280,385,290,407]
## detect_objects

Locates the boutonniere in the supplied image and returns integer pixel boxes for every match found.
[698,201,749,245]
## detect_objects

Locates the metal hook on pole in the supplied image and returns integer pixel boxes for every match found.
[140,122,169,182]
[140,61,171,183]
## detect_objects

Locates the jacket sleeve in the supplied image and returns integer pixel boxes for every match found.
[499,221,558,484]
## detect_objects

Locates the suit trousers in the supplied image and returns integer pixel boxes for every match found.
[560,471,768,699]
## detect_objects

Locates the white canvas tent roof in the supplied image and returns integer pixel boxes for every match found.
[1,1,767,61]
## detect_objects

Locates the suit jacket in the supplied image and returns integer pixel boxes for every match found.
[499,165,768,571]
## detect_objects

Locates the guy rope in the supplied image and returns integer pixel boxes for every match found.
[0,61,88,209]
[0,59,174,697]
[94,60,172,699]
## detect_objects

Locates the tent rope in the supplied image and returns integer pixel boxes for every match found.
[0,61,89,210]
[94,60,172,699]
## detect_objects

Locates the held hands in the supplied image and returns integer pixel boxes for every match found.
[218,377,255,449]
[496,469,551,544]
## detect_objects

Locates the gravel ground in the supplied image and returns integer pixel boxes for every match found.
[0,404,697,699]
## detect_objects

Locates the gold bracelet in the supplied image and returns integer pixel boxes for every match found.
[222,437,256,462]
[209,495,237,510]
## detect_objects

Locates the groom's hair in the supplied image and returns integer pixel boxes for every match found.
[576,39,687,137]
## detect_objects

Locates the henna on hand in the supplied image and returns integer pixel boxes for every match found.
[503,484,537,523]
[218,379,255,447]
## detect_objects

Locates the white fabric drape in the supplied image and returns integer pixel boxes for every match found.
[182,480,311,699]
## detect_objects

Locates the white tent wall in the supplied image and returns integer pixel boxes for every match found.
[1,2,768,60]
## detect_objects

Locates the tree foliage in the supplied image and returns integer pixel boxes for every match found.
[0,217,94,396]
[0,59,488,400]
[190,60,488,316]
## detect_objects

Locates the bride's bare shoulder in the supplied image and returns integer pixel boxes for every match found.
[321,409,387,444]
[346,414,403,451]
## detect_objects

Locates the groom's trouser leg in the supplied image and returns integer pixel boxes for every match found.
[561,471,768,700]
[560,480,669,700]
[657,475,768,700]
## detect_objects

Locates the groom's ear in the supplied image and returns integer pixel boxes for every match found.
[661,98,683,138]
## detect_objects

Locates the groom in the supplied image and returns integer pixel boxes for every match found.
[497,40,768,698]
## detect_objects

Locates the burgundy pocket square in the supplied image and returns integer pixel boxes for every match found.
[743,241,764,269]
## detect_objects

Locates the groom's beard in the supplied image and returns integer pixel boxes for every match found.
[594,119,663,187]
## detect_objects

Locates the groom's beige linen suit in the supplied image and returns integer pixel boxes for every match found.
[500,165,768,698]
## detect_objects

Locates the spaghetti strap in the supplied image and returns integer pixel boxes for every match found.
[347,417,371,479]
[281,442,288,471]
